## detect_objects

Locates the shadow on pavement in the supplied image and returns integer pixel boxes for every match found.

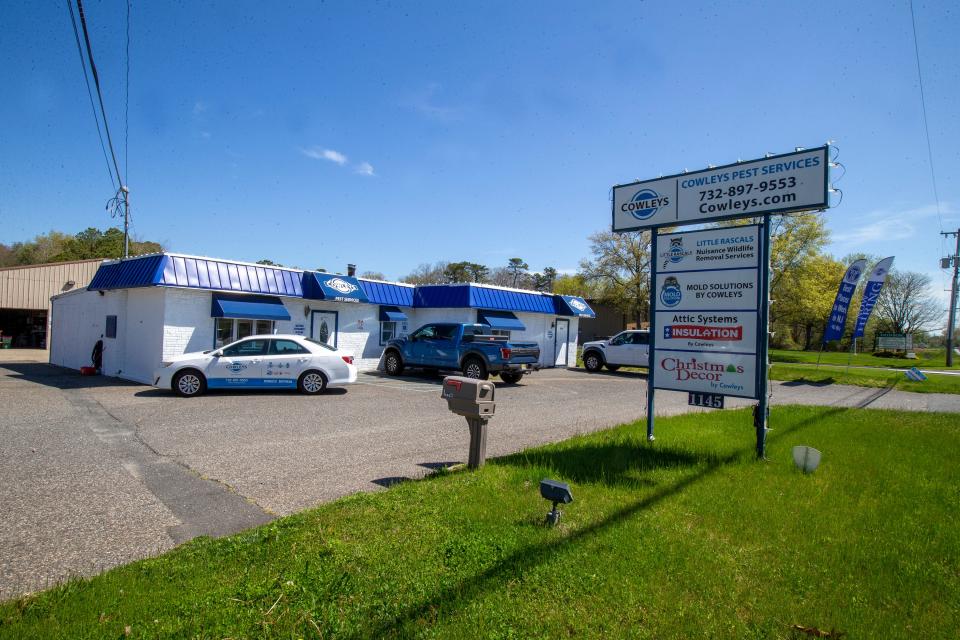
[780,378,835,387]
[133,387,350,398]
[371,476,410,488]
[0,362,140,391]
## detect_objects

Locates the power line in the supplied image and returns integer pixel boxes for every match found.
[909,0,943,233]
[66,0,115,192]
[75,0,124,188]
[125,0,130,184]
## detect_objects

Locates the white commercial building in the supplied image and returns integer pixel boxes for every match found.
[49,253,595,384]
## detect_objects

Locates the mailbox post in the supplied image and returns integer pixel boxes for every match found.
[441,375,496,469]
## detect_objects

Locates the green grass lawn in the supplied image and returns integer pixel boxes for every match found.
[2,407,958,639]
[771,348,959,370]
[769,363,960,394]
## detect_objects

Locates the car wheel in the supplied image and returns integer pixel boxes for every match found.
[583,351,603,372]
[173,369,206,397]
[384,350,404,376]
[462,357,488,380]
[605,364,621,372]
[298,370,327,395]
[499,371,523,384]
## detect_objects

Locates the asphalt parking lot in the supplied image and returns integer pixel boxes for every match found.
[2,352,959,599]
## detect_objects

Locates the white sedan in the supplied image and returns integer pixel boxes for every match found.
[153,334,357,397]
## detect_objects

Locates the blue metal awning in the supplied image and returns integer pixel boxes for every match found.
[477,309,526,331]
[211,294,291,321]
[302,272,369,303]
[379,306,408,322]
[554,295,596,318]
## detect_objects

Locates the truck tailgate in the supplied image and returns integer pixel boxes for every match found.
[508,342,540,361]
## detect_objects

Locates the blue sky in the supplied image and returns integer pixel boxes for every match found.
[2,1,958,300]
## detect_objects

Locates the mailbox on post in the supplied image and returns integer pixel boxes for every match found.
[442,376,496,468]
[442,376,496,418]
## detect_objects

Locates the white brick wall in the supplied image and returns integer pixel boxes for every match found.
[162,288,215,359]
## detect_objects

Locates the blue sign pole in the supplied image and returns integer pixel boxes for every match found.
[756,217,772,459]
[647,230,658,442]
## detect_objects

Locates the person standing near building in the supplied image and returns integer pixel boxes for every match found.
[91,337,104,373]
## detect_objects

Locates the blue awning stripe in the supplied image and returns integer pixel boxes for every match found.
[379,306,409,322]
[211,294,291,321]
[477,309,526,331]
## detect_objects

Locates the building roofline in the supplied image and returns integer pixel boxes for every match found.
[0,258,105,272]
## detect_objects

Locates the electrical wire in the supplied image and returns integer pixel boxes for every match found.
[66,0,116,192]
[909,0,944,234]
[125,0,130,184]
[76,0,124,188]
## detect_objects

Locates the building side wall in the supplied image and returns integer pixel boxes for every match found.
[0,260,102,310]
[122,289,166,384]
[49,289,126,375]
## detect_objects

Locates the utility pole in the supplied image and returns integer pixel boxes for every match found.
[943,230,960,367]
[122,186,130,258]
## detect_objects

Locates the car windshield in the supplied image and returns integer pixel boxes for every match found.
[305,338,337,351]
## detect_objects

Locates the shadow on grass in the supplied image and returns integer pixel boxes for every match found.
[498,441,719,488]
[780,378,835,387]
[352,406,849,639]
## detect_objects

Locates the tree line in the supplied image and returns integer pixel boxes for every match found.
[0,228,163,267]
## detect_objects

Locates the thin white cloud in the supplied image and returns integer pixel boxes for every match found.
[402,83,463,122]
[831,203,954,246]
[192,101,208,115]
[354,162,375,176]
[301,147,348,165]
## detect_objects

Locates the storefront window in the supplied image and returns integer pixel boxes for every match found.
[380,321,397,345]
[215,318,234,348]
[214,319,275,348]
[237,319,254,340]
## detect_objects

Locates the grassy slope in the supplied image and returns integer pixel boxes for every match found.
[770,348,959,370]
[769,363,960,394]
[2,407,959,639]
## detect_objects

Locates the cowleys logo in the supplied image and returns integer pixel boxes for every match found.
[660,237,693,268]
[569,298,588,313]
[226,362,247,374]
[622,188,670,221]
[326,277,358,294]
[844,265,862,283]
[660,276,682,307]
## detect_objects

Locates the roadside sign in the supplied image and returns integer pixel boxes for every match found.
[688,392,724,409]
[651,224,762,401]
[612,147,829,232]
[876,333,912,351]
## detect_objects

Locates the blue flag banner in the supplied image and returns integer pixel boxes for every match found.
[822,259,868,343]
[852,257,895,338]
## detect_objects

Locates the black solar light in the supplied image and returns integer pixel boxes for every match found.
[540,479,573,526]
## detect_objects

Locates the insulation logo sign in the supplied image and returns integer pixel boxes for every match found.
[623,188,670,221]
[660,276,682,307]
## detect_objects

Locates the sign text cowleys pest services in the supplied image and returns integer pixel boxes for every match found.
[612,147,829,232]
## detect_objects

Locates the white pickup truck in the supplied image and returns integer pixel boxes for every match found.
[581,330,650,372]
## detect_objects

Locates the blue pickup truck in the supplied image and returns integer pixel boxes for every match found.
[382,323,540,383]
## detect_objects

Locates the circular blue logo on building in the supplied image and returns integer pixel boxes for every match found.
[660,277,682,307]
[625,188,667,220]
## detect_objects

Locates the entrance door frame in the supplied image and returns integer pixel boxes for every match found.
[554,318,570,367]
[310,309,339,348]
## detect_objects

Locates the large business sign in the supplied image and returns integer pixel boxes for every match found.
[612,147,829,232]
[652,224,762,399]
